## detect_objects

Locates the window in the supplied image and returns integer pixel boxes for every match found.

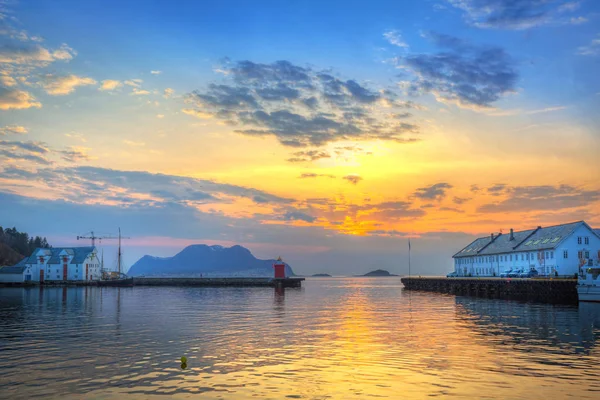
[564,250,568,259]
[545,252,549,259]
[585,251,589,258]
[578,237,582,244]
[578,251,583,259]
[521,254,524,261]
[585,237,589,245]
[550,252,553,259]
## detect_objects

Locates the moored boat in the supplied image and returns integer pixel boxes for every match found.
[577,267,600,302]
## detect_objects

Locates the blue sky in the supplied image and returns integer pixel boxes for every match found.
[1,0,599,275]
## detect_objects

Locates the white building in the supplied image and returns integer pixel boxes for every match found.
[0,258,33,283]
[22,246,101,282]
[452,221,600,277]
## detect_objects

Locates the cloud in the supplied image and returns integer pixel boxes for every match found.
[40,74,97,95]
[59,146,92,162]
[398,32,518,108]
[487,183,507,195]
[181,108,213,119]
[0,125,27,135]
[577,34,600,56]
[287,150,331,162]
[0,74,17,87]
[383,29,408,48]
[343,174,363,185]
[477,184,600,213]
[413,182,453,200]
[124,79,143,87]
[150,70,162,75]
[0,139,49,153]
[0,87,41,109]
[183,59,420,147]
[156,114,164,119]
[453,196,470,204]
[445,0,586,30]
[0,43,75,64]
[0,149,51,165]
[99,79,122,91]
[123,140,145,147]
[164,88,175,98]
[298,173,336,179]
[352,200,425,219]
[131,88,150,96]
[281,211,316,223]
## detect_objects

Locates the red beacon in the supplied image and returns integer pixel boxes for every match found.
[273,256,286,279]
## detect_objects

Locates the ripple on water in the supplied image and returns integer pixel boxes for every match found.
[1,280,600,399]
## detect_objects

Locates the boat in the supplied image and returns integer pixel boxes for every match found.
[98,228,134,287]
[577,266,600,302]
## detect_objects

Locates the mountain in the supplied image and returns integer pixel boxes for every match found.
[360,269,397,277]
[127,244,296,277]
[312,273,332,277]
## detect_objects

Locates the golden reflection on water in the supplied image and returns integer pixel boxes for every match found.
[1,279,600,399]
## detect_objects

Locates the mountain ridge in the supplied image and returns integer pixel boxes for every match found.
[128,244,295,277]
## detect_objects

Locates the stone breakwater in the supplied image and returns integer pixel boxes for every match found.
[401,277,578,304]
[133,277,305,288]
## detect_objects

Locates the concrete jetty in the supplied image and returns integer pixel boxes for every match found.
[401,277,578,304]
[132,277,305,288]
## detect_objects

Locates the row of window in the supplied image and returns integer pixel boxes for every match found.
[457,251,555,265]
[577,237,590,245]
[469,266,557,275]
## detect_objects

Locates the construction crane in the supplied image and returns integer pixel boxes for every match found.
[77,228,131,276]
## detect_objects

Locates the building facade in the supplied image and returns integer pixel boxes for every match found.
[452,221,600,277]
[23,247,101,282]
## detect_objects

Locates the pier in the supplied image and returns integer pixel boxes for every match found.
[132,277,305,288]
[401,277,578,304]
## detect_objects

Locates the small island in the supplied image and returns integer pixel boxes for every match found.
[360,269,398,277]
[311,273,332,277]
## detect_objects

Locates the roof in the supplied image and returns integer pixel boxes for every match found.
[595,229,600,238]
[454,221,589,258]
[25,247,96,265]
[0,265,27,274]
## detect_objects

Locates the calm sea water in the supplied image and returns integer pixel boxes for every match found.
[1,278,599,399]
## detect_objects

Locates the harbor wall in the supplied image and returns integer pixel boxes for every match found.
[401,277,578,304]
[133,277,304,288]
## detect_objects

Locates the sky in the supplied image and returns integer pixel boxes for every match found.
[1,0,599,276]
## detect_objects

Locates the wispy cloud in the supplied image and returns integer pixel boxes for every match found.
[343,174,363,185]
[0,87,41,110]
[150,70,162,75]
[383,29,409,48]
[0,125,27,135]
[577,34,600,56]
[99,79,122,91]
[40,74,97,95]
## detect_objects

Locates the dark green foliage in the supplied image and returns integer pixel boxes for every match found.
[0,226,51,266]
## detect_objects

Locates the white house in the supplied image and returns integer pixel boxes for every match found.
[0,258,33,283]
[23,246,101,282]
[452,221,600,277]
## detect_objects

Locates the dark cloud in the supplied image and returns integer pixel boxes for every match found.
[399,32,518,108]
[453,196,471,205]
[59,147,91,162]
[487,183,507,195]
[0,149,51,165]
[298,173,336,179]
[470,184,481,193]
[287,150,331,163]
[440,206,465,213]
[0,139,49,153]
[184,60,420,148]
[413,182,453,200]
[445,0,583,30]
[281,211,317,223]
[477,184,600,213]
[343,175,363,185]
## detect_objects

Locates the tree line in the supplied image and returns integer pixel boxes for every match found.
[0,226,51,265]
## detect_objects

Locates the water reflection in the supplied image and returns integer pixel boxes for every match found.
[0,279,599,399]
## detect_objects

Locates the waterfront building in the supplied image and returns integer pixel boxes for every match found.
[452,221,600,277]
[0,258,33,283]
[22,247,101,283]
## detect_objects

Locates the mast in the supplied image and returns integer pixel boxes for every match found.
[101,249,104,277]
[408,236,411,278]
[118,227,122,276]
